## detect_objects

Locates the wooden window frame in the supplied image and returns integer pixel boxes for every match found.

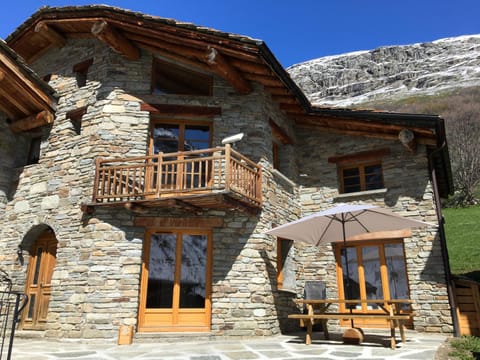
[149,118,213,155]
[339,161,384,193]
[328,148,390,194]
[334,239,412,315]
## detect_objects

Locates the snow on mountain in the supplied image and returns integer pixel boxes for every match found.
[287,34,480,107]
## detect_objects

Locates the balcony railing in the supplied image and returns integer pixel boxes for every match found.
[92,145,262,209]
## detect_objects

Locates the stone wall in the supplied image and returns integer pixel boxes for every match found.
[0,35,453,341]
[0,38,303,339]
[291,127,453,333]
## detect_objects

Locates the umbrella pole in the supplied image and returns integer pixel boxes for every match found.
[341,215,355,328]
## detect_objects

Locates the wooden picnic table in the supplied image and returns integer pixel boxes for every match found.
[288,298,414,349]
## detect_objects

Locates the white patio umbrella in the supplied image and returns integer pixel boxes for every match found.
[265,203,432,246]
[265,203,433,303]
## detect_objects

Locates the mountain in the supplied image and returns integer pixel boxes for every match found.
[287,34,480,107]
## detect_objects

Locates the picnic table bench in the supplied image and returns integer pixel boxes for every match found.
[288,299,414,349]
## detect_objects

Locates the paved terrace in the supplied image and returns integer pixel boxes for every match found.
[10,330,449,360]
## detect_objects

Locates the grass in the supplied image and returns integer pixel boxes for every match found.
[443,205,480,279]
[449,336,480,360]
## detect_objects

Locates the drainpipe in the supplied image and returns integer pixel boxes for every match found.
[429,143,460,337]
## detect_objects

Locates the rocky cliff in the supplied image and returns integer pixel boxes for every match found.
[287,34,480,107]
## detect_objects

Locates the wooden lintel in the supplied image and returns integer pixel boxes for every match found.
[140,103,221,117]
[34,21,66,48]
[9,110,54,133]
[134,216,224,228]
[204,47,252,95]
[91,20,140,61]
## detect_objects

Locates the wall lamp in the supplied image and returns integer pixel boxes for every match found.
[17,245,25,266]
[221,132,244,145]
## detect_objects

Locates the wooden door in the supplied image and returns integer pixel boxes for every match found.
[21,230,57,330]
[138,229,212,332]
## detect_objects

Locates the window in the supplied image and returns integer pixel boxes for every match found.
[277,238,295,291]
[66,107,87,135]
[328,148,389,194]
[270,119,293,171]
[73,59,93,87]
[148,119,213,190]
[149,120,212,154]
[341,162,383,193]
[152,58,212,96]
[27,137,42,165]
[335,240,411,312]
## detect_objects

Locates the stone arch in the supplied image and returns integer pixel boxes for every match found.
[19,223,56,252]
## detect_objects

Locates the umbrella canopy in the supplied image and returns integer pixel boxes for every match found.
[265,203,433,246]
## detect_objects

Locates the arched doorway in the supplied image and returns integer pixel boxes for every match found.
[20,228,57,330]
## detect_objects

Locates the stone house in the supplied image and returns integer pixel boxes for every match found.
[0,6,455,341]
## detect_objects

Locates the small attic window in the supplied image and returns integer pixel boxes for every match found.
[152,58,212,96]
[73,59,93,87]
[27,137,42,165]
[67,107,87,135]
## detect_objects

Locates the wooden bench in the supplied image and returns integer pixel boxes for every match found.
[288,312,414,349]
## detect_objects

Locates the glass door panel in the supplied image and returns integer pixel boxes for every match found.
[180,234,207,308]
[146,233,176,308]
[362,246,383,310]
[385,243,410,309]
[341,247,359,301]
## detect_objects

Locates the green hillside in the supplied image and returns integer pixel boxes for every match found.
[443,205,480,280]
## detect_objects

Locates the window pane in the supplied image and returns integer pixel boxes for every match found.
[385,243,409,300]
[365,164,383,190]
[343,168,361,193]
[343,168,359,177]
[32,247,43,285]
[180,234,207,308]
[184,125,210,151]
[153,125,180,154]
[341,247,359,301]
[146,233,176,308]
[362,246,383,309]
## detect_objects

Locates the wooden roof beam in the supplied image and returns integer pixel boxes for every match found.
[34,21,66,48]
[91,20,140,61]
[9,110,54,133]
[204,47,252,94]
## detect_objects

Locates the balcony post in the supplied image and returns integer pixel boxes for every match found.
[93,157,102,202]
[156,153,163,196]
[225,144,231,191]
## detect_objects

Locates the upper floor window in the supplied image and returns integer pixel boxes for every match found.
[328,148,390,194]
[152,58,212,96]
[73,59,93,87]
[66,107,87,135]
[341,162,383,193]
[270,120,293,171]
[149,120,212,155]
[27,137,42,165]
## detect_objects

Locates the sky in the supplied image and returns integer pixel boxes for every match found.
[1,0,479,67]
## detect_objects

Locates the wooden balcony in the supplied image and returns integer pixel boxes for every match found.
[82,145,262,214]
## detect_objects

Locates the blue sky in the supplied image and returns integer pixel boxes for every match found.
[1,1,479,67]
